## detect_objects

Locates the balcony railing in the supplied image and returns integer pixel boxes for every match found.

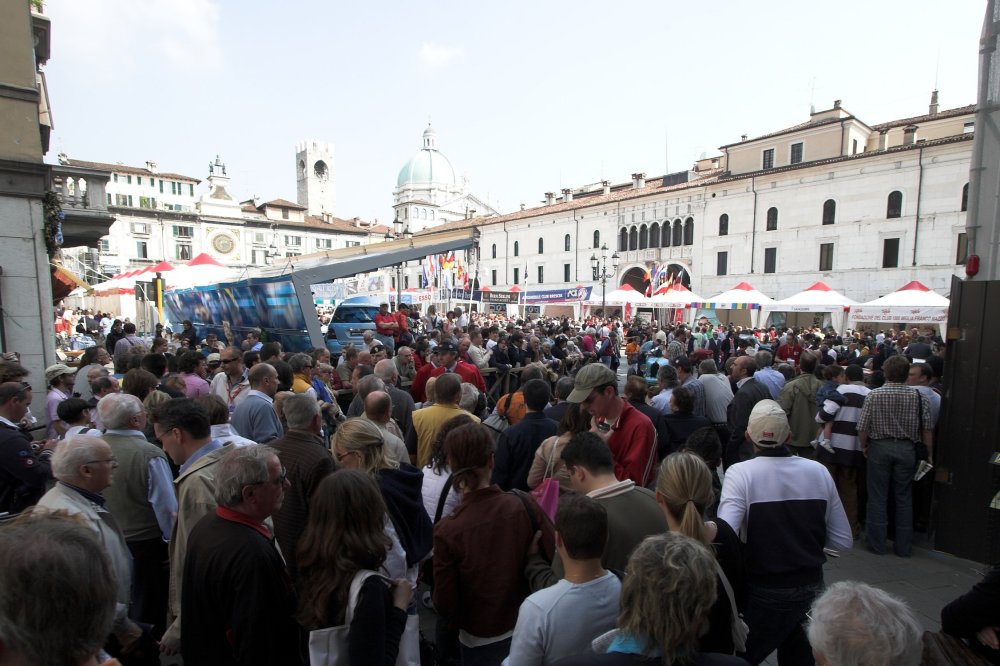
[49,164,115,248]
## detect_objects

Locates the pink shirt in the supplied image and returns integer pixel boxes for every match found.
[181,372,210,398]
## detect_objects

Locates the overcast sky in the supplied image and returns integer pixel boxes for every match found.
[43,0,984,222]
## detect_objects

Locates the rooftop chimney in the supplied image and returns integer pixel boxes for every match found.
[545,192,555,206]
[602,180,611,196]
[929,89,940,116]
[520,203,526,211]
[741,134,748,142]
[903,125,918,146]
[878,129,888,151]
[561,187,573,202]
[145,160,158,174]
[833,99,842,109]
[631,172,646,189]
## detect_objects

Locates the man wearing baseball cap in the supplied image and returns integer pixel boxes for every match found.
[567,364,656,486]
[718,399,852,665]
[44,363,76,439]
[409,340,485,404]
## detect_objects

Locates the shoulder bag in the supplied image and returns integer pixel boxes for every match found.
[308,569,382,665]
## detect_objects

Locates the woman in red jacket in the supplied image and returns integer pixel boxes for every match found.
[432,423,555,665]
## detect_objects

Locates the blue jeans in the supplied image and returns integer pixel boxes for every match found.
[743,582,822,666]
[460,637,511,666]
[866,438,917,556]
[374,333,396,355]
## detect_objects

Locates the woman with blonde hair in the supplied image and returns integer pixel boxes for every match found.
[557,532,745,665]
[333,417,432,662]
[655,451,746,656]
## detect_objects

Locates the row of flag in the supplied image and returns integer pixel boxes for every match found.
[421,252,470,290]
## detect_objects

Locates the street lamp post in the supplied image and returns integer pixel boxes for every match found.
[590,243,620,316]
[389,214,412,309]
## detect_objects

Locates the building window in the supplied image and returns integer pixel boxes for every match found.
[790,142,803,165]
[345,241,361,248]
[683,218,694,246]
[819,243,834,271]
[113,174,118,183]
[961,183,969,212]
[593,230,600,248]
[537,266,544,284]
[662,224,671,247]
[513,267,520,284]
[126,175,132,184]
[762,148,774,170]
[284,235,302,247]
[822,199,836,225]
[766,207,778,231]
[130,222,149,235]
[564,263,571,282]
[719,214,729,236]
[882,238,900,268]
[175,243,192,261]
[852,139,859,154]
[649,222,660,248]
[957,233,969,264]
[172,225,194,238]
[492,269,497,286]
[136,241,148,259]
[491,244,497,259]
[887,191,903,218]
[538,238,544,254]
[107,193,112,205]
[170,182,176,195]
[137,176,142,186]
[189,184,194,197]
[564,234,571,251]
[316,238,332,249]
[619,228,628,251]
[98,239,111,253]
[672,220,682,246]
[159,180,163,193]
[628,227,638,251]
[639,224,648,250]
[513,241,519,257]
[285,251,301,258]
[281,207,289,220]
[717,251,728,276]
[764,247,777,274]
[139,196,156,209]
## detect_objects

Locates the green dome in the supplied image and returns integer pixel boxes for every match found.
[396,125,457,188]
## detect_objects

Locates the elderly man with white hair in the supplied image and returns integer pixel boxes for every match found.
[98,392,177,635]
[37,434,145,656]
[807,581,923,666]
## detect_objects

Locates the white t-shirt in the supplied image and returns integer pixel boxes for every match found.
[504,572,621,666]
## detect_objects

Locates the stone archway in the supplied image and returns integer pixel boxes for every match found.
[620,266,647,292]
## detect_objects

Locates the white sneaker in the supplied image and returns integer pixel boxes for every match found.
[819,439,835,455]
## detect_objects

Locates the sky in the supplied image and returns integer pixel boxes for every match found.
[43,0,984,222]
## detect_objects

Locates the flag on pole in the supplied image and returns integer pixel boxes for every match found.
[643,267,652,297]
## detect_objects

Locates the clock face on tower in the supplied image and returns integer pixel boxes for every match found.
[212,234,235,254]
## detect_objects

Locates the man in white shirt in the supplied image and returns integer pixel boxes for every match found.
[506,495,620,665]
[209,347,250,413]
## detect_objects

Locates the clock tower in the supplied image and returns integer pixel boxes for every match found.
[296,140,336,217]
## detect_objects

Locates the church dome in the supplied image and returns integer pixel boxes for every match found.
[396,125,457,188]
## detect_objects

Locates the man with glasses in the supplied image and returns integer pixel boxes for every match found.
[0,382,56,514]
[209,346,250,413]
[152,399,231,657]
[37,434,146,658]
[566,363,656,486]
[181,445,304,665]
[231,362,284,445]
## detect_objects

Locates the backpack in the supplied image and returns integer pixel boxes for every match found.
[482,393,514,442]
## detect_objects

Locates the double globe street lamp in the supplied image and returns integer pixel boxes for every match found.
[384,214,413,309]
[590,243,620,316]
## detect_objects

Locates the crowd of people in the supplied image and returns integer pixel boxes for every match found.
[1,301,995,666]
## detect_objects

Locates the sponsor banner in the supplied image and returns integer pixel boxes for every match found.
[311,275,387,301]
[848,306,948,323]
[488,303,507,313]
[523,287,593,304]
[525,305,542,315]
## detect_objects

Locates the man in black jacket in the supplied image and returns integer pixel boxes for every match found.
[493,379,558,491]
[724,356,770,469]
[0,382,55,514]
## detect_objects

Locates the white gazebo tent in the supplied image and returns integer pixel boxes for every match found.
[584,283,650,317]
[648,284,704,327]
[695,281,775,328]
[848,280,950,337]
[766,281,858,334]
[166,253,239,290]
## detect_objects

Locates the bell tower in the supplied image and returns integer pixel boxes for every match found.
[295,140,336,217]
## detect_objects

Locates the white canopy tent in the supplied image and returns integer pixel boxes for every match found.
[848,280,950,337]
[765,281,858,333]
[695,281,775,328]
[166,253,240,290]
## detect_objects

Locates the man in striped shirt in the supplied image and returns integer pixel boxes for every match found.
[816,364,870,538]
[857,355,934,558]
